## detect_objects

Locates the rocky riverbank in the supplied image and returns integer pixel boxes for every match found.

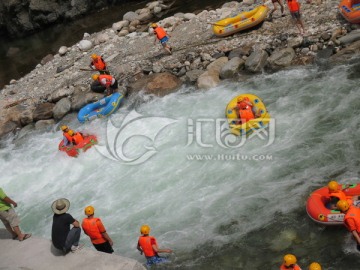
[1,0,360,141]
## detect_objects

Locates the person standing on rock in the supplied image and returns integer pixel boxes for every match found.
[81,205,114,254]
[89,54,110,75]
[265,0,285,19]
[151,23,172,55]
[91,74,118,96]
[286,0,305,35]
[0,187,31,241]
[51,198,83,253]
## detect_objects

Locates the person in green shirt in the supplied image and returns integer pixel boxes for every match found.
[0,188,31,241]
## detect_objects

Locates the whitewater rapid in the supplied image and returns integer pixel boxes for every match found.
[1,60,360,269]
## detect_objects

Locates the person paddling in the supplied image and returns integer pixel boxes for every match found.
[68,130,84,146]
[232,97,260,124]
[150,23,172,55]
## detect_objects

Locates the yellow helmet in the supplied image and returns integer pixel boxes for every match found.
[283,254,297,267]
[68,129,74,136]
[150,23,158,28]
[140,224,151,235]
[60,125,68,131]
[237,97,244,103]
[337,200,350,212]
[309,262,322,270]
[84,206,94,216]
[92,74,99,81]
[91,54,98,59]
[328,180,339,192]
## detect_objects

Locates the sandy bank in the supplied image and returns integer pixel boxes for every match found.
[0,229,146,270]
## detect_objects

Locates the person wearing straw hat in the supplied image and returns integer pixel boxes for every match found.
[51,198,82,253]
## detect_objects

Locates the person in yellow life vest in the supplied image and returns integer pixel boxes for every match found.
[91,74,118,96]
[308,262,322,270]
[60,125,73,146]
[67,130,84,146]
[337,200,360,251]
[326,180,352,210]
[232,97,260,124]
[150,23,172,55]
[280,254,302,270]
[81,206,114,254]
[89,54,109,74]
[137,224,172,267]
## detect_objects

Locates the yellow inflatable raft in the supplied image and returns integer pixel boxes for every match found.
[212,5,269,37]
[225,93,270,136]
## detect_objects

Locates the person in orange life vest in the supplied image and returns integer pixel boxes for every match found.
[60,125,73,146]
[326,180,352,210]
[67,130,84,146]
[232,97,260,124]
[81,206,114,254]
[150,23,172,55]
[286,0,305,35]
[89,54,109,75]
[280,254,302,270]
[337,200,360,251]
[91,74,118,96]
[308,262,322,270]
[137,224,172,267]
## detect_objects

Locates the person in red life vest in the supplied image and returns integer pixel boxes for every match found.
[280,254,302,270]
[137,224,172,267]
[150,23,172,55]
[308,262,322,270]
[337,200,360,251]
[89,54,109,74]
[60,125,73,146]
[81,206,114,254]
[67,130,84,146]
[286,0,305,35]
[91,74,118,96]
[326,180,352,210]
[232,97,260,124]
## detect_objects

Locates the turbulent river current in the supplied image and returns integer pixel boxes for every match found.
[1,60,360,269]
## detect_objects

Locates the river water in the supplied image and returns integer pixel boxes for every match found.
[0,0,229,89]
[1,59,360,269]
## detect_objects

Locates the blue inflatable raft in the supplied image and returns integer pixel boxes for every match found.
[77,93,124,123]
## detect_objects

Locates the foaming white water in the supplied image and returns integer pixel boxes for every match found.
[1,62,360,268]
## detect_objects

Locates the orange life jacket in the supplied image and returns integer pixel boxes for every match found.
[287,0,300,12]
[344,205,360,233]
[98,74,114,87]
[63,132,73,143]
[72,132,84,145]
[92,56,107,71]
[138,236,157,257]
[82,217,106,244]
[154,27,167,40]
[239,108,255,123]
[280,264,302,270]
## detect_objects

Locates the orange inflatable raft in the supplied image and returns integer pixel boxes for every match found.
[306,183,360,225]
[58,135,97,157]
[339,0,360,24]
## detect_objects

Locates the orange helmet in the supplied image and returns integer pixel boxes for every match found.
[91,54,98,59]
[140,224,151,235]
[328,180,339,192]
[150,23,158,28]
[337,200,350,212]
[92,74,99,81]
[283,254,297,267]
[67,129,74,136]
[309,262,322,270]
[84,206,95,216]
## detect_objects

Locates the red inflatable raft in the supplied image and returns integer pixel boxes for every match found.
[306,183,360,225]
[58,135,97,157]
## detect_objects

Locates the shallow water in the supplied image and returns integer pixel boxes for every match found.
[1,60,360,269]
[0,0,229,89]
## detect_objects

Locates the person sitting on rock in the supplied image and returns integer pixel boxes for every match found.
[89,54,109,75]
[232,97,261,125]
[91,74,118,96]
[150,23,172,55]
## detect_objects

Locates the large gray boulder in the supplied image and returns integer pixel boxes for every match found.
[245,50,269,73]
[53,98,72,120]
[267,48,296,71]
[220,57,245,79]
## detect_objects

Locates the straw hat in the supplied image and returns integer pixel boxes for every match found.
[51,198,70,215]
